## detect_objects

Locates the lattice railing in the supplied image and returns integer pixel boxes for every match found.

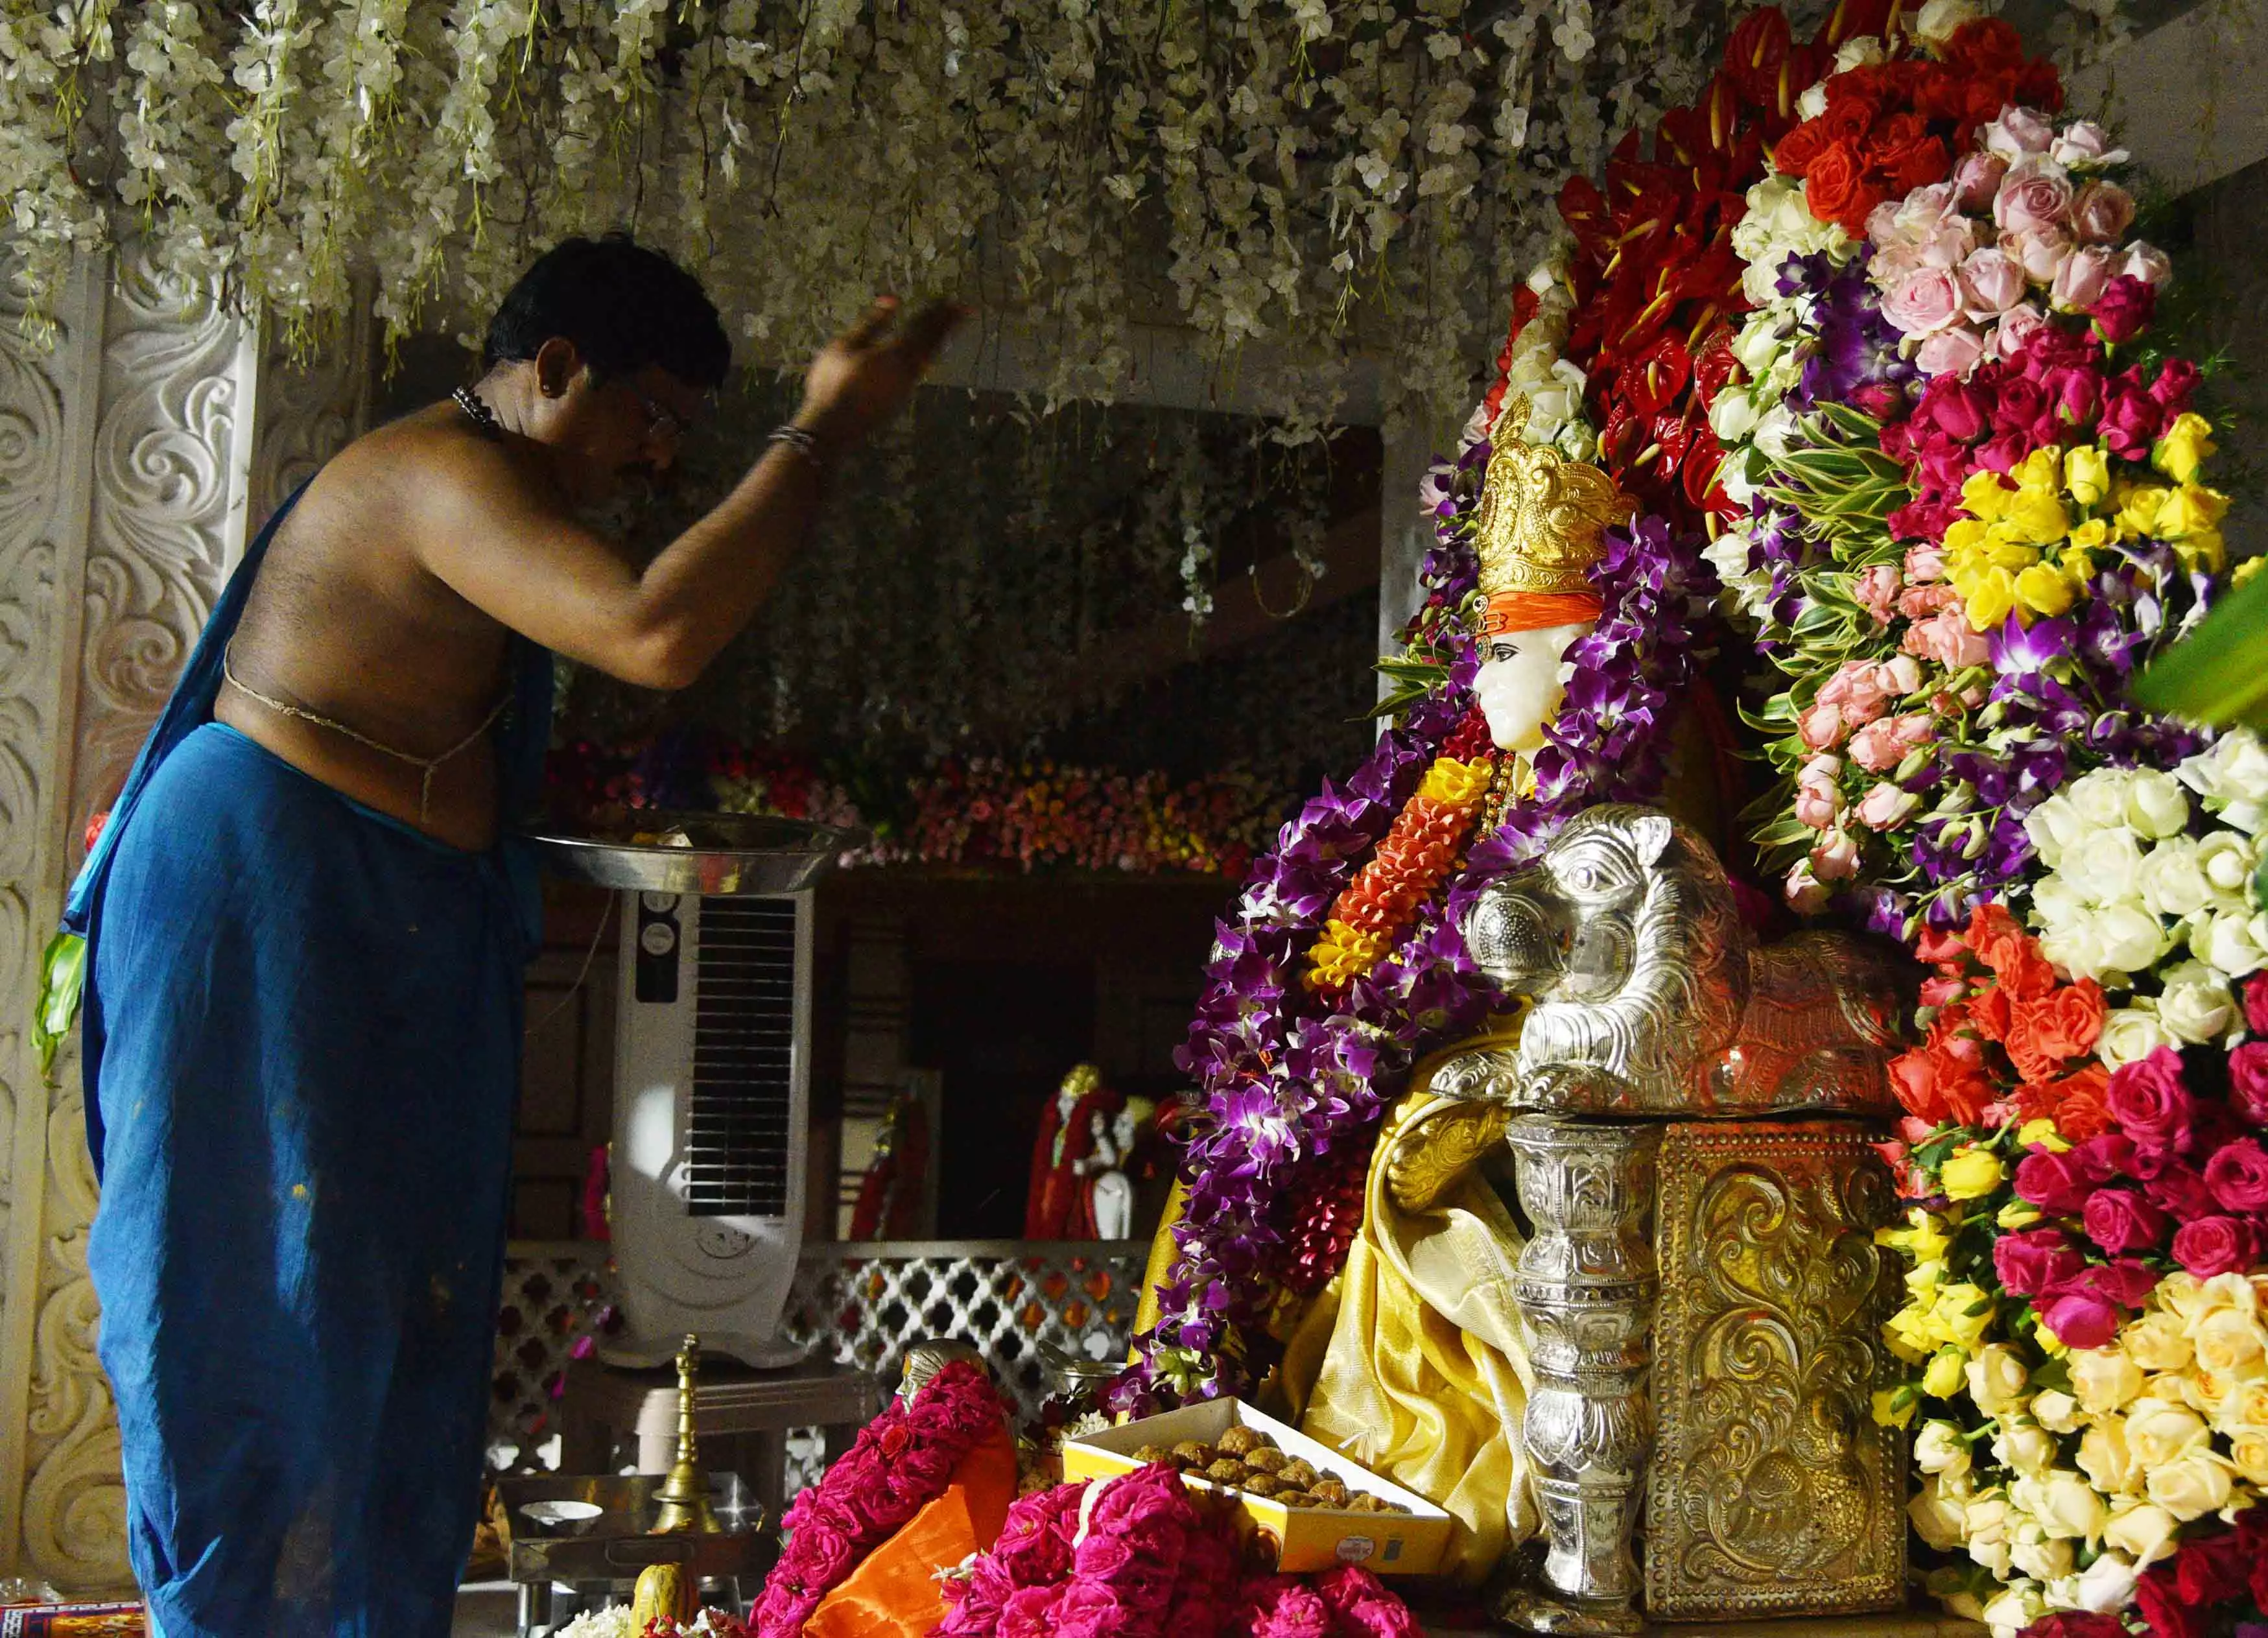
[490,1243,627,1473]
[490,1239,1148,1477]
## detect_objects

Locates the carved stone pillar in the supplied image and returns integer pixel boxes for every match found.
[1498,1116,1660,1637]
[0,244,369,1591]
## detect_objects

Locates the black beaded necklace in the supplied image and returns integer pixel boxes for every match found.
[451,385,504,437]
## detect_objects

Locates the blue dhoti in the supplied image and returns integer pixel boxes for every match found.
[64,488,553,1637]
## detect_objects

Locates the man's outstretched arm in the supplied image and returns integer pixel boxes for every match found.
[415,297,960,690]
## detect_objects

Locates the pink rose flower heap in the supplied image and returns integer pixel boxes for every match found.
[935,1464,1424,1638]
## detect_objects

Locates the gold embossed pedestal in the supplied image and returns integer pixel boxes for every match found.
[1646,1124,1903,1623]
[1485,1120,1904,1633]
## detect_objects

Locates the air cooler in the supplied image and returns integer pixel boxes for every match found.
[604,886,814,1368]
[528,815,859,1370]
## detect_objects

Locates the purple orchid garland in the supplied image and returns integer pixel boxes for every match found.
[1116,443,1721,1409]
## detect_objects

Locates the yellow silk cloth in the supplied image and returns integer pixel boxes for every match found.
[1281,1069,1537,1585]
[805,1423,1021,1638]
[1132,1178,1188,1345]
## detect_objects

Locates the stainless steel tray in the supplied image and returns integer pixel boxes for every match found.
[525,811,868,896]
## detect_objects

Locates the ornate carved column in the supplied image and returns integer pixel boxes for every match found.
[1498,1116,1661,1637]
[0,244,370,1591]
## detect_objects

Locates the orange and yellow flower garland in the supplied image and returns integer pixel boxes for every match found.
[1303,712,1498,996]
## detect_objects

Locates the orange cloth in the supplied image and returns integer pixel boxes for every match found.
[805,1423,1020,1638]
[1480,589,1602,634]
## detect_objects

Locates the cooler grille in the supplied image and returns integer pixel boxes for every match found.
[681,897,797,1218]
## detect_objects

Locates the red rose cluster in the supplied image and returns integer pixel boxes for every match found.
[1890,903,2111,1135]
[1992,978,2268,1353]
[2125,1504,2268,1638]
[1883,319,2200,543]
[1769,17,2062,235]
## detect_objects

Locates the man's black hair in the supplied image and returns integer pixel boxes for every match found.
[484,234,731,390]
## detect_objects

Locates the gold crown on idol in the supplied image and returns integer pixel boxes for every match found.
[1473,394,1636,605]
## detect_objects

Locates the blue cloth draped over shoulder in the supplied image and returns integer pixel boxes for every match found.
[64,482,556,1637]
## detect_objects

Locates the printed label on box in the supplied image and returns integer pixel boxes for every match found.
[1334,1536,1376,1563]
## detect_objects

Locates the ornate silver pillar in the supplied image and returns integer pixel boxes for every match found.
[1498,1117,1660,1636]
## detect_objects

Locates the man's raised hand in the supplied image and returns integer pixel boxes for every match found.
[796,296,967,450]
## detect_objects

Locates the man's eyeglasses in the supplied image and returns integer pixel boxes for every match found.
[624,383,689,443]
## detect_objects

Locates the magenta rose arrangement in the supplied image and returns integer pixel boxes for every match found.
[749,1361,1006,1638]
[933,1462,1423,1638]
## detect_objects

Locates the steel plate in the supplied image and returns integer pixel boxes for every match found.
[524,811,868,896]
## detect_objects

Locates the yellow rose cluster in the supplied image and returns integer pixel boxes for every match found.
[1944,415,2229,633]
[1878,1206,2000,1421]
[1906,1272,2268,1629]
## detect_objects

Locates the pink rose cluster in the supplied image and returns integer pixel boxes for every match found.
[1788,649,1957,904]
[935,1481,1091,1636]
[936,1463,1423,1638]
[2003,994,2268,1346]
[1870,106,2166,381]
[1882,322,2201,544]
[751,1361,1008,1638]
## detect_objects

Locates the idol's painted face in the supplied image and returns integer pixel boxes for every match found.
[1474,619,1593,752]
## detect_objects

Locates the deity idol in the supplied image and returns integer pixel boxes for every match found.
[1025,1063,1120,1240]
[1279,411,1909,1628]
[1470,395,1635,760]
[1282,402,1646,1585]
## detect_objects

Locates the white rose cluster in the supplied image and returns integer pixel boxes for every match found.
[1470,255,1597,466]
[1914,1274,2268,1633]
[1707,161,1867,626]
[2024,754,2268,1004]
[1729,172,1860,308]
[2180,730,2268,837]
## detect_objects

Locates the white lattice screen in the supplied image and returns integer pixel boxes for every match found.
[489,1239,1148,1478]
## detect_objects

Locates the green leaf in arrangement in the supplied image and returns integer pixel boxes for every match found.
[1810,402,1885,443]
[1751,813,1821,851]
[2132,565,2268,731]
[1375,654,1446,681]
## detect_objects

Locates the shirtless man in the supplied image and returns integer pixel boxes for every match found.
[66,236,958,1637]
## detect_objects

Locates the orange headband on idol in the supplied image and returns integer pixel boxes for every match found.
[1482,590,1603,635]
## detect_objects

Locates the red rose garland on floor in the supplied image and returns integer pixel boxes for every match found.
[749,1361,1006,1638]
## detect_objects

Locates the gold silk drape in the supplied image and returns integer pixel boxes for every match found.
[1281,1070,1537,1585]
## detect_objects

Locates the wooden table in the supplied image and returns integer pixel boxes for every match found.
[558,1355,882,1526]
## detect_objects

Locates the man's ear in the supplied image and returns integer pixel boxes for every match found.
[533,336,585,399]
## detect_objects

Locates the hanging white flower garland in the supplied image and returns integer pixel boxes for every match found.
[0,0,2124,428]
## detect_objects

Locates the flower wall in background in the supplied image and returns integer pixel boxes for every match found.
[551,733,1288,880]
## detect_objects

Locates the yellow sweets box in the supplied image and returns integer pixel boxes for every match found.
[1061,1397,1452,1576]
